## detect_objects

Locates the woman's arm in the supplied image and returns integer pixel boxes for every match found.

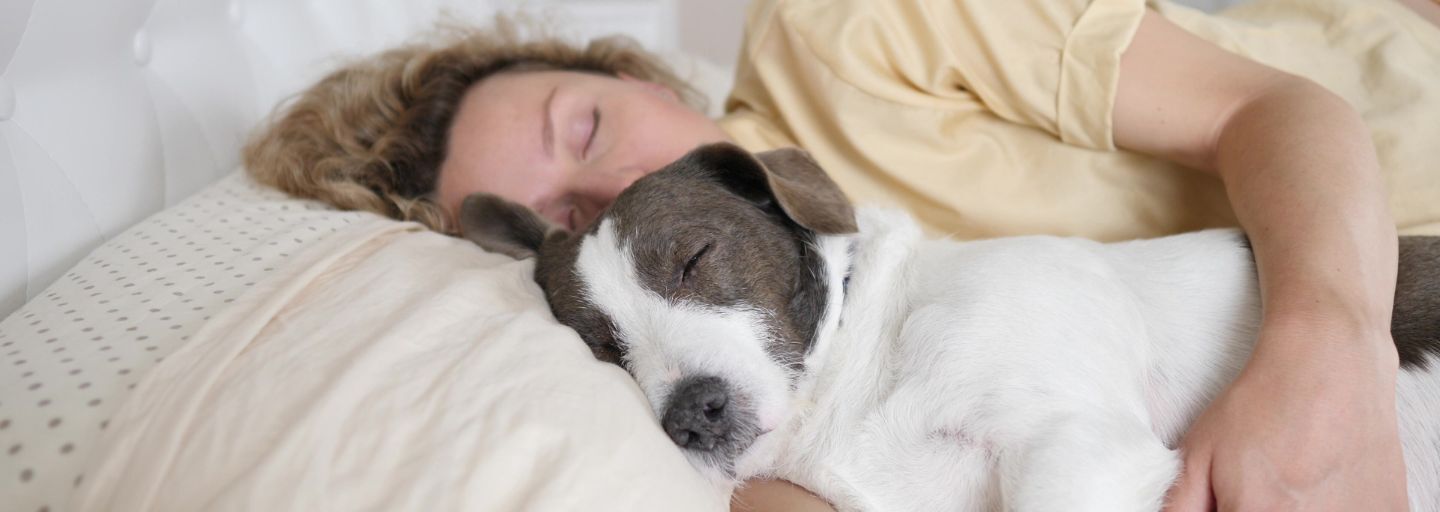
[1114,10,1405,511]
[731,8,1407,511]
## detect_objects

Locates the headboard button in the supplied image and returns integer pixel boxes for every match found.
[133,30,152,66]
[0,79,14,121]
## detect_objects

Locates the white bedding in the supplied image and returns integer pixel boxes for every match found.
[67,211,723,511]
[3,1,739,505]
[0,172,375,511]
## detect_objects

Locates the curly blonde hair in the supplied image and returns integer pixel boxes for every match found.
[243,18,705,234]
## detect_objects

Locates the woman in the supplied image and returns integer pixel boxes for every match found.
[245,0,1440,509]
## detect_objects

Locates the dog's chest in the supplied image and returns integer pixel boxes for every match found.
[783,369,1008,511]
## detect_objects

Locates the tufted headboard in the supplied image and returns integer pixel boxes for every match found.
[0,0,730,318]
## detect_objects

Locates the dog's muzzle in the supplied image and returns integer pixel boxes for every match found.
[661,376,740,453]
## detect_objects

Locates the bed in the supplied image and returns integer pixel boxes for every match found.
[0,1,732,510]
[0,0,1246,510]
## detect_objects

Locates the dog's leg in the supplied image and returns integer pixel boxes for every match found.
[1001,410,1180,512]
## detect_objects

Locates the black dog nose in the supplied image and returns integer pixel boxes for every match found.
[661,376,732,452]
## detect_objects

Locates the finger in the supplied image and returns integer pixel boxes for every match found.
[1163,450,1215,512]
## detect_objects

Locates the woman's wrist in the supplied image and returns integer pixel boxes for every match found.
[1249,308,1399,380]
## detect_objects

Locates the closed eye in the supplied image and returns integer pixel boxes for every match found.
[679,243,711,286]
[583,107,600,159]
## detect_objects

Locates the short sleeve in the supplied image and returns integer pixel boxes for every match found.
[777,0,1147,150]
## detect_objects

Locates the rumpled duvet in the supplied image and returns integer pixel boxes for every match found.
[70,217,724,511]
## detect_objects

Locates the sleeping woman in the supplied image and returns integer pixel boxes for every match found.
[243,0,1440,510]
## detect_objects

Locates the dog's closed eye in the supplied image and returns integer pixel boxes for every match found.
[676,242,712,288]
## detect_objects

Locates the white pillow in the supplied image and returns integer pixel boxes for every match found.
[69,214,722,511]
[0,171,373,512]
[2,169,724,512]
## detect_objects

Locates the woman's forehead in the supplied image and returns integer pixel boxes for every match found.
[438,73,563,219]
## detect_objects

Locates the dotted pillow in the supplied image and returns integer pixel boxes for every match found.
[0,171,375,512]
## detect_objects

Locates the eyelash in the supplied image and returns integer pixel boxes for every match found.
[680,243,711,285]
[583,107,600,158]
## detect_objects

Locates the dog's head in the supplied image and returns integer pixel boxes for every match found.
[459,142,856,482]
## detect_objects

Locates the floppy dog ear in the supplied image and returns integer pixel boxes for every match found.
[685,143,858,235]
[458,193,559,259]
[753,147,858,234]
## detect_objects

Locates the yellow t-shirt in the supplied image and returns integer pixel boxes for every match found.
[719,0,1440,240]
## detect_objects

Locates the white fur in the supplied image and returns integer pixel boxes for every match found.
[1399,354,1440,508]
[577,209,1440,511]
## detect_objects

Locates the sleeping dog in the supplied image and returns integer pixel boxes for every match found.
[460,143,1440,511]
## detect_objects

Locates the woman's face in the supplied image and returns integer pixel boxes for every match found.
[437,70,731,231]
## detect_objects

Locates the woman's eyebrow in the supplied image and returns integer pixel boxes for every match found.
[541,85,558,160]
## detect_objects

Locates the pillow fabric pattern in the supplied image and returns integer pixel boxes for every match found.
[0,171,371,512]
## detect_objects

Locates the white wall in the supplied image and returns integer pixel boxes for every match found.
[677,0,751,68]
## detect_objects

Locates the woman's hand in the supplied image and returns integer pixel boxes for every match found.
[1114,10,1406,510]
[731,479,836,512]
[1164,322,1407,511]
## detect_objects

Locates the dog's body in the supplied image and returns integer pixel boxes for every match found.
[758,209,1439,510]
[461,143,1440,511]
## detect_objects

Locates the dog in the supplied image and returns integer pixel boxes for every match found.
[459,142,1440,511]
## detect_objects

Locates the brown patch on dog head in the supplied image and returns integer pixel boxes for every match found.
[590,145,842,369]
[532,233,630,366]
[754,147,858,234]
[510,143,849,373]
[456,193,627,363]
[458,192,561,259]
[456,194,627,362]
[684,143,857,235]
